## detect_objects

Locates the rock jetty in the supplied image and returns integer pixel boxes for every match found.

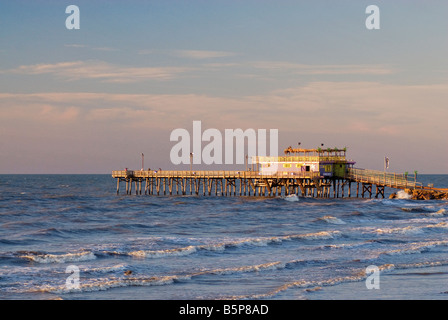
[390,189,448,200]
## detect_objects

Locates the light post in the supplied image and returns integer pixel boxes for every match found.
[190,152,193,172]
[141,153,144,171]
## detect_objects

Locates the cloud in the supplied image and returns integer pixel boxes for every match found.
[64,44,87,48]
[92,47,119,52]
[1,82,446,134]
[2,60,192,83]
[2,57,394,88]
[170,50,238,59]
[250,61,394,75]
[1,81,447,173]
[64,44,118,51]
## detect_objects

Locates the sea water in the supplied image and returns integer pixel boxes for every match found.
[1,174,448,300]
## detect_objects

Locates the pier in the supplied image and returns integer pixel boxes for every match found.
[112,147,446,200]
[113,170,331,197]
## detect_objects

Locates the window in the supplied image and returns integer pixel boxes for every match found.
[283,163,291,168]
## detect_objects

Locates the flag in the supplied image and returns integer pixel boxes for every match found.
[385,157,389,169]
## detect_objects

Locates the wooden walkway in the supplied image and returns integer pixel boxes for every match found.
[112,170,331,197]
[346,168,422,190]
[112,168,444,199]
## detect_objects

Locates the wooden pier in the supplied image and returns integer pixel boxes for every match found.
[111,168,443,199]
[113,170,327,197]
[112,147,446,200]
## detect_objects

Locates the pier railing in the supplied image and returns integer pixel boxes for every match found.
[112,170,321,179]
[346,168,422,189]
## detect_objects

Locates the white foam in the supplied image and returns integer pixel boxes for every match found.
[194,261,285,277]
[20,251,96,264]
[35,260,285,294]
[231,263,396,299]
[294,231,342,240]
[283,194,299,202]
[375,221,448,235]
[128,245,197,258]
[375,226,423,235]
[395,190,412,199]
[41,275,182,294]
[428,208,446,217]
[382,240,448,256]
[319,215,346,225]
[87,264,127,274]
[125,230,343,259]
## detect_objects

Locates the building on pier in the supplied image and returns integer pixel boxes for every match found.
[253,147,356,178]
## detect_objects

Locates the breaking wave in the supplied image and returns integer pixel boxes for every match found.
[33,261,286,294]
[396,190,412,199]
[19,251,96,264]
[282,194,299,202]
[318,215,346,225]
[125,231,342,258]
[375,221,448,235]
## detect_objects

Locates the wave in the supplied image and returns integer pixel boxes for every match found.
[19,251,96,264]
[317,215,346,225]
[349,240,448,263]
[375,221,448,235]
[395,190,412,199]
[229,259,448,299]
[376,226,423,235]
[193,261,285,277]
[401,206,446,216]
[11,229,343,264]
[124,231,342,258]
[31,227,67,238]
[0,238,42,246]
[19,245,448,297]
[282,194,299,202]
[85,264,128,274]
[381,240,448,257]
[229,263,396,299]
[128,245,198,258]
[34,275,182,294]
[32,260,286,294]
[426,208,446,217]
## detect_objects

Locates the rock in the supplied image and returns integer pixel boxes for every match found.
[407,189,448,200]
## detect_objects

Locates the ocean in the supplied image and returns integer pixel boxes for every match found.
[1,174,448,301]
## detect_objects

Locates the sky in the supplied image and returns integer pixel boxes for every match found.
[0,0,447,174]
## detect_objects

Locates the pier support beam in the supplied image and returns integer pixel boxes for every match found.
[375,185,385,198]
[362,183,372,199]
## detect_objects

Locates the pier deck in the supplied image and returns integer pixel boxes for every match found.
[112,169,325,197]
[112,168,445,199]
